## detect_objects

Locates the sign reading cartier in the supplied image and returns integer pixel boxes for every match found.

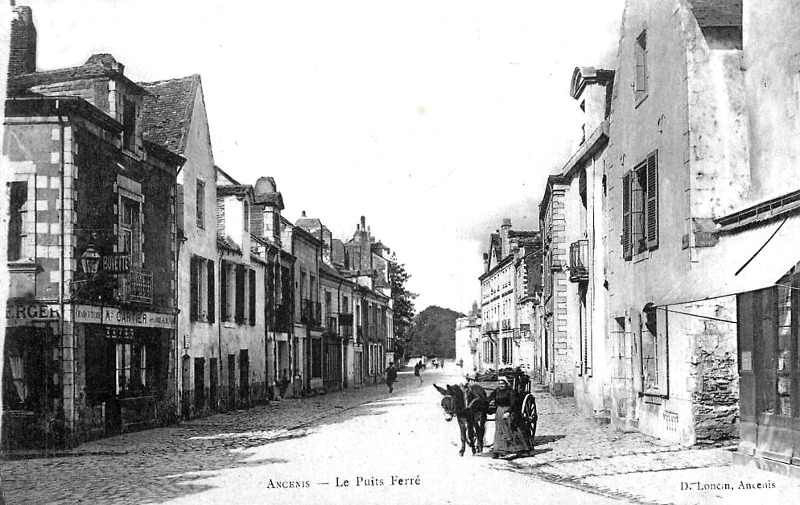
[74,305,174,328]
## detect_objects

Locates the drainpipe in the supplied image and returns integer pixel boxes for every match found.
[56,100,68,446]
[337,278,344,390]
[173,160,185,420]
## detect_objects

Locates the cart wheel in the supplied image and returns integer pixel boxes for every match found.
[520,393,538,446]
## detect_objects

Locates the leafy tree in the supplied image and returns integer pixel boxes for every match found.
[408,306,465,359]
[389,255,417,362]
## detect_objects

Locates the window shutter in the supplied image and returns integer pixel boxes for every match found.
[220,262,228,322]
[622,172,632,260]
[190,259,199,321]
[249,268,256,326]
[235,264,245,324]
[207,260,216,323]
[646,151,659,249]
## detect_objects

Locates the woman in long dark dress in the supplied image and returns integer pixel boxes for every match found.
[489,376,531,458]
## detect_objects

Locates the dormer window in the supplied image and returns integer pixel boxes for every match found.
[123,98,137,151]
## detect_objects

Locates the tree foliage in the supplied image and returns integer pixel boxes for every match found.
[408,306,464,359]
[389,255,417,361]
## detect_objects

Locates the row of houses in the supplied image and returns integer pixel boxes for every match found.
[461,0,800,476]
[2,6,395,450]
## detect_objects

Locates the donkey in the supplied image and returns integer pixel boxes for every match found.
[434,383,488,456]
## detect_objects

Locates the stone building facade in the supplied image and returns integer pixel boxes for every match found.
[4,35,182,447]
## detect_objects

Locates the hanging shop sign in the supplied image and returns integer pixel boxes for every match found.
[100,253,131,274]
[5,303,61,326]
[73,304,174,329]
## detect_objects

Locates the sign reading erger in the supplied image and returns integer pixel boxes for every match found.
[73,304,174,328]
[5,303,61,326]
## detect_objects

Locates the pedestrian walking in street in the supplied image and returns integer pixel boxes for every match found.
[489,376,531,459]
[414,361,423,385]
[385,362,398,393]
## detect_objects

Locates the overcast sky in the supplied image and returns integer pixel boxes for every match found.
[24,0,625,314]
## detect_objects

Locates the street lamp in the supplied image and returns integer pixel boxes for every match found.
[81,244,101,275]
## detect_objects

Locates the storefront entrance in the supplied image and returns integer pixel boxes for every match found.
[84,324,169,434]
[2,325,59,449]
[738,269,800,467]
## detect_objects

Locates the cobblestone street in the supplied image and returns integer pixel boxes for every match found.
[2,366,799,504]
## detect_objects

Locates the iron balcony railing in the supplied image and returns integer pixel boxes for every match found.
[300,299,322,326]
[274,303,292,333]
[569,239,589,282]
[119,268,153,305]
[326,316,337,335]
[338,312,354,327]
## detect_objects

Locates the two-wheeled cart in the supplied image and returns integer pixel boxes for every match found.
[467,368,538,449]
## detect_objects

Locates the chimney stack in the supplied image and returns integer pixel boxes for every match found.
[9,5,36,77]
[500,218,512,258]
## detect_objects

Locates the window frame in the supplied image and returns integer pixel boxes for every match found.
[196,180,206,229]
[634,29,648,106]
[621,151,659,260]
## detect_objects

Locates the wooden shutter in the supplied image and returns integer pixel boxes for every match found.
[235,264,246,324]
[207,260,215,323]
[646,151,659,249]
[220,261,228,322]
[630,308,643,393]
[249,268,256,326]
[622,172,632,260]
[190,258,199,321]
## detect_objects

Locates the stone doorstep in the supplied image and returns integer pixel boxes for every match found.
[732,451,800,479]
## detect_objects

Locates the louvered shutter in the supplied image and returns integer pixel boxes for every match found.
[622,172,632,260]
[235,264,245,324]
[249,269,256,326]
[190,259,199,321]
[207,260,215,323]
[646,151,659,249]
[220,262,228,321]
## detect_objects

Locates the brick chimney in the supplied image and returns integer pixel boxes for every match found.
[500,218,512,258]
[9,5,36,77]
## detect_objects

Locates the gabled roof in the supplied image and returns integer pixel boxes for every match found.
[139,74,200,155]
[690,0,742,28]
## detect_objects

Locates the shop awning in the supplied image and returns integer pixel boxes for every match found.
[658,213,800,307]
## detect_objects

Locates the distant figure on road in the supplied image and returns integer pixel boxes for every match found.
[279,369,291,399]
[414,361,423,385]
[385,362,398,393]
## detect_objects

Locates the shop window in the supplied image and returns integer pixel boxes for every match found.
[7,181,27,261]
[116,342,147,396]
[3,329,50,411]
